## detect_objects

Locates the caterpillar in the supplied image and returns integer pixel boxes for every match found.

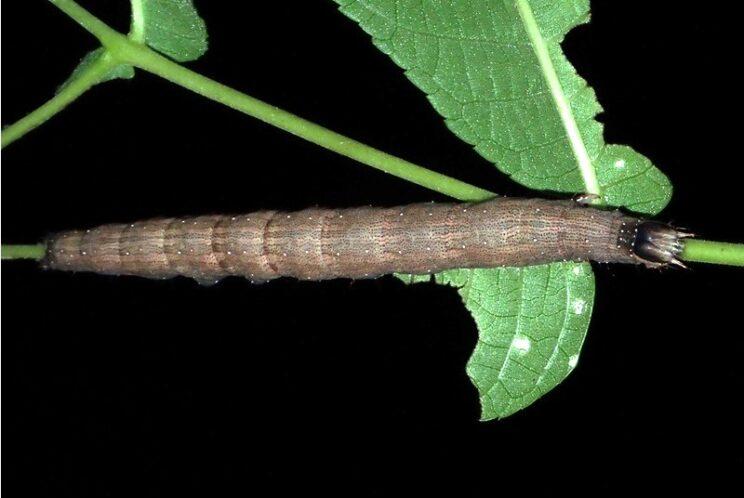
[42,197,689,284]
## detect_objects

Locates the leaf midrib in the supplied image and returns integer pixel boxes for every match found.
[129,0,146,43]
[515,0,601,198]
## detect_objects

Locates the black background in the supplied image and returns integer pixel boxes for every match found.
[3,1,743,495]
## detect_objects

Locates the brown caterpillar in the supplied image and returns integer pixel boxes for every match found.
[42,197,689,284]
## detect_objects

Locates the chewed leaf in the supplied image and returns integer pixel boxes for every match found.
[596,145,672,214]
[335,0,672,216]
[338,1,668,419]
[130,0,208,62]
[57,48,134,94]
[399,263,594,420]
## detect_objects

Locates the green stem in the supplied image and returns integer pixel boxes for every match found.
[5,0,742,269]
[42,0,494,202]
[680,239,744,267]
[2,244,47,261]
[48,0,123,43]
[116,42,493,202]
[1,53,116,148]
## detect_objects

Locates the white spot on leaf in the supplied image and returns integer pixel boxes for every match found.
[512,336,531,354]
[614,159,626,169]
[572,298,586,314]
[568,354,579,369]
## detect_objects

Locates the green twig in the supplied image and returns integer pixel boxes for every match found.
[33,0,494,202]
[3,0,743,269]
[117,41,494,202]
[681,239,744,267]
[1,53,116,148]
[48,0,123,44]
[2,244,47,261]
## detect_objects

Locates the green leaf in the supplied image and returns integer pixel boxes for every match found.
[57,0,208,93]
[130,0,208,62]
[57,48,134,94]
[334,0,672,215]
[399,263,594,420]
[338,1,672,419]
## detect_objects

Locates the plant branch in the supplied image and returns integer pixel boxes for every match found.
[47,0,124,47]
[1,53,116,148]
[127,47,495,202]
[42,0,494,202]
[2,245,47,261]
[680,240,744,267]
[4,1,742,269]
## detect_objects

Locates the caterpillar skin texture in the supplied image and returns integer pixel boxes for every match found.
[43,198,685,284]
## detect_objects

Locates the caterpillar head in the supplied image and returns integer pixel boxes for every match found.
[631,221,692,268]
